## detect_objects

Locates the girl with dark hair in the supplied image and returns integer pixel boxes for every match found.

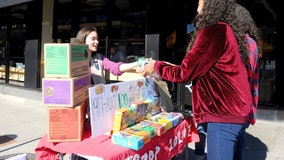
[74,27,138,85]
[141,0,254,159]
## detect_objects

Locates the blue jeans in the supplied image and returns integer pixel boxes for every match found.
[234,122,250,160]
[195,123,207,156]
[207,122,246,160]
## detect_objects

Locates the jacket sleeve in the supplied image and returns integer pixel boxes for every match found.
[101,55,124,76]
[155,24,228,83]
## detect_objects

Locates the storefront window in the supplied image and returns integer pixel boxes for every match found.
[0,1,42,87]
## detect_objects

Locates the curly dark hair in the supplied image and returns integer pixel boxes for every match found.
[187,0,251,65]
[235,4,262,57]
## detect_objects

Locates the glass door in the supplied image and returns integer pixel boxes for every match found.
[0,40,7,83]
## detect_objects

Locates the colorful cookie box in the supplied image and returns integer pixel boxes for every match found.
[141,120,167,136]
[121,127,152,145]
[129,122,156,138]
[150,112,172,130]
[167,112,184,126]
[42,74,90,107]
[144,96,161,116]
[44,43,90,78]
[150,112,184,128]
[112,131,144,150]
[113,107,137,133]
[131,101,152,123]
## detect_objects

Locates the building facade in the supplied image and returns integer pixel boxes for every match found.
[0,0,282,106]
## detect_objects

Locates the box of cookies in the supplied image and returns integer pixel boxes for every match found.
[111,131,144,150]
[112,107,137,134]
[47,99,87,142]
[140,120,167,136]
[121,127,152,145]
[44,43,90,78]
[129,121,156,138]
[150,112,184,128]
[167,112,184,127]
[42,74,90,107]
[131,101,152,123]
[144,96,161,116]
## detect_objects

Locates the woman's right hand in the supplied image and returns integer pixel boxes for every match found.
[141,59,156,77]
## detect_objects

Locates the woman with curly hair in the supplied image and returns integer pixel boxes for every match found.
[141,0,254,159]
[193,3,261,160]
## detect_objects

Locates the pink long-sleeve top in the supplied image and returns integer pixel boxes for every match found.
[101,55,123,75]
[154,22,252,124]
[90,53,123,85]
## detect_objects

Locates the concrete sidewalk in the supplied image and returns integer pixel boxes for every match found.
[1,85,284,160]
[0,85,45,160]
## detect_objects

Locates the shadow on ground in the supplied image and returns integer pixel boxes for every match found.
[0,134,17,147]
[244,132,268,160]
[173,132,267,160]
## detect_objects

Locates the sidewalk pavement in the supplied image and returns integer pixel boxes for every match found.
[1,85,284,160]
[0,85,45,160]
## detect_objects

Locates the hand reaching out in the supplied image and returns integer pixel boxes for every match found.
[141,59,156,77]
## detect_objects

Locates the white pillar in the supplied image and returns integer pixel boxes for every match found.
[40,0,54,87]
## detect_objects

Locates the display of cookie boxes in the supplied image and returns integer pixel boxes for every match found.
[111,111,184,150]
[47,100,87,142]
[42,74,91,107]
[112,96,161,134]
[44,43,90,78]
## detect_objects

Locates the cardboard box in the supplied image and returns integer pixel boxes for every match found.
[47,100,87,142]
[42,74,90,107]
[44,43,90,78]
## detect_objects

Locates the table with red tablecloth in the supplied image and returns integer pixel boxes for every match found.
[35,117,199,160]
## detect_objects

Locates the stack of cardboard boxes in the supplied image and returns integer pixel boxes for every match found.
[42,43,91,142]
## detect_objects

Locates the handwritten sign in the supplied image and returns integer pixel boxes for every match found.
[88,77,158,138]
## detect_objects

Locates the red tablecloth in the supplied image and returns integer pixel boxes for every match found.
[35,117,199,160]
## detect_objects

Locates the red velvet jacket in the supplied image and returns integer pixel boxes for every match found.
[155,22,251,124]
